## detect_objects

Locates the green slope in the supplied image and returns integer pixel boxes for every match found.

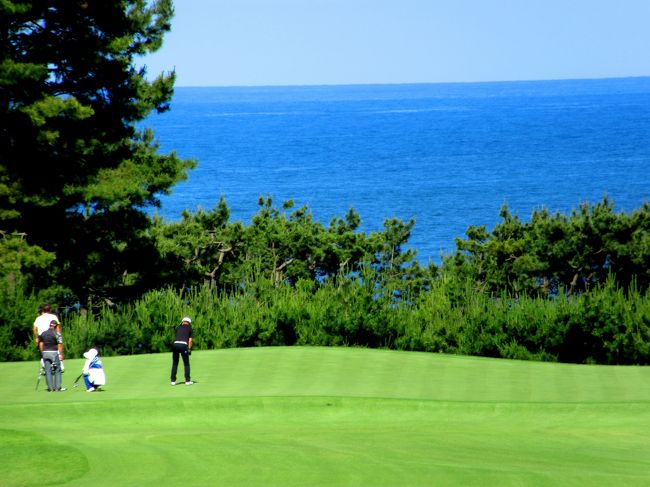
[1,347,649,486]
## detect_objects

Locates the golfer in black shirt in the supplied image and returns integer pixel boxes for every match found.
[39,320,64,391]
[171,317,193,385]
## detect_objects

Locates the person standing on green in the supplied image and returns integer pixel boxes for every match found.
[39,320,64,392]
[170,317,193,386]
[33,304,61,345]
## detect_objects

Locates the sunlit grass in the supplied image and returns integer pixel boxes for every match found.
[1,347,649,486]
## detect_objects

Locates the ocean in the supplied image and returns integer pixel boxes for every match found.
[145,77,650,263]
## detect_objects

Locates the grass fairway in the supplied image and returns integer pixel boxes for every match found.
[1,346,649,486]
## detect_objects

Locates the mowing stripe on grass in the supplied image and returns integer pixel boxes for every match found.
[1,347,649,486]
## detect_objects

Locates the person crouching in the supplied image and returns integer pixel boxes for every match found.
[82,348,106,392]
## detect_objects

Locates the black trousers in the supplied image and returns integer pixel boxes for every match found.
[171,342,191,382]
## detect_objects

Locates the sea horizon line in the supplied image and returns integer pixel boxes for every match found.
[172,75,650,90]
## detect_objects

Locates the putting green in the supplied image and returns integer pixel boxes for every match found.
[1,347,649,486]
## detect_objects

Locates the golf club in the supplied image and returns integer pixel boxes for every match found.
[72,373,84,388]
[35,368,44,391]
[35,361,61,391]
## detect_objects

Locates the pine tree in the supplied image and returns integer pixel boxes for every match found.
[0,0,195,302]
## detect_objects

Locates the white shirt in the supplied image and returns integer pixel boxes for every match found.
[34,313,59,336]
[83,358,106,386]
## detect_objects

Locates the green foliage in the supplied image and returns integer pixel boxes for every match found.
[0,286,39,362]
[447,196,650,297]
[19,265,646,366]
[0,272,65,362]
[558,276,650,364]
[0,0,195,304]
[150,196,241,289]
[3,195,650,366]
[0,232,67,361]
[151,196,429,294]
[0,232,55,285]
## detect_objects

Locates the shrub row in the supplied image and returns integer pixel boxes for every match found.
[6,271,648,365]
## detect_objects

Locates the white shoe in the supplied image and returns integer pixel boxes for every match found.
[170,381,176,386]
[87,387,95,392]
[185,381,194,385]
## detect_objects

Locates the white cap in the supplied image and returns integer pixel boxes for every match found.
[83,348,98,360]
[181,317,192,324]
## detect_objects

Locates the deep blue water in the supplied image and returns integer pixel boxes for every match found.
[145,78,650,263]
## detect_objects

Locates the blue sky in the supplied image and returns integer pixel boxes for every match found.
[142,0,650,87]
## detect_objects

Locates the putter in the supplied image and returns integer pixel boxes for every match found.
[72,373,84,388]
[35,369,44,391]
